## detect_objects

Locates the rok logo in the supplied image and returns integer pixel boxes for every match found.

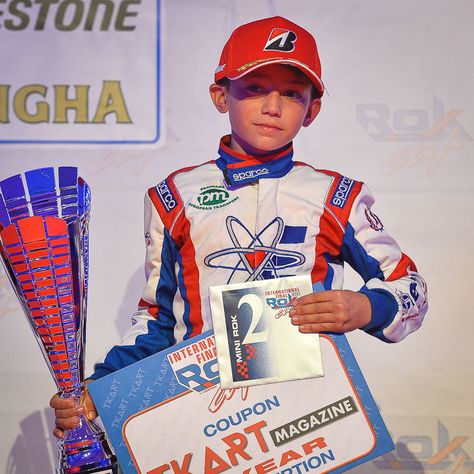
[174,360,219,393]
[167,335,219,393]
[374,421,473,471]
[265,287,301,319]
[356,96,472,177]
[190,185,238,211]
[356,96,472,143]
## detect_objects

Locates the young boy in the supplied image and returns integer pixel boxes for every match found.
[51,16,428,437]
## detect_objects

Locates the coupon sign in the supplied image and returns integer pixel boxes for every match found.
[210,275,324,388]
[89,330,395,474]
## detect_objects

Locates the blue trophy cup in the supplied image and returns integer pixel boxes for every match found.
[0,167,117,473]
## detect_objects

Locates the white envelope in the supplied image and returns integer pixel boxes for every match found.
[210,275,324,388]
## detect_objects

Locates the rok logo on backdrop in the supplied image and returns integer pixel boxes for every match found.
[0,0,162,144]
[373,419,473,471]
[356,96,472,176]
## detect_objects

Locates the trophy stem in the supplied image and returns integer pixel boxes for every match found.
[57,395,117,473]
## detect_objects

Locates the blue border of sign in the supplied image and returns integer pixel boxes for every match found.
[0,0,161,145]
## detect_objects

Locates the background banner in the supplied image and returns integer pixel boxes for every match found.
[0,0,161,144]
[1,1,472,473]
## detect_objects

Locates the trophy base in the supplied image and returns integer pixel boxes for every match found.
[57,415,118,474]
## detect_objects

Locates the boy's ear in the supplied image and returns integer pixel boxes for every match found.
[302,98,321,127]
[209,83,228,113]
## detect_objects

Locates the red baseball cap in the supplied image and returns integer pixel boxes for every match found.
[215,16,324,95]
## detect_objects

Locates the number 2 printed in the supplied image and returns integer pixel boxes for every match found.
[239,293,268,345]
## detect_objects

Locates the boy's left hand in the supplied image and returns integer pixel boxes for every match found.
[289,290,371,334]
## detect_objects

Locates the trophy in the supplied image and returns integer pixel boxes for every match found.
[0,167,117,473]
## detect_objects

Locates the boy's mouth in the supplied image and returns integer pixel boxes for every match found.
[254,123,283,132]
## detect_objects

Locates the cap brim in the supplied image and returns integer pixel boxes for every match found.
[226,59,324,94]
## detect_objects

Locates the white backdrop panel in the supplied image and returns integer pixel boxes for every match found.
[0,1,472,472]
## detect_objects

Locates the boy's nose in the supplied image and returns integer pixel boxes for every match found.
[261,91,282,117]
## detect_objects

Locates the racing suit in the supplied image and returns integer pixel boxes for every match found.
[90,136,428,380]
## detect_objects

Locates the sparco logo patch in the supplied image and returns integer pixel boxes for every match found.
[264,28,297,52]
[233,168,269,182]
[330,176,354,208]
[156,179,177,212]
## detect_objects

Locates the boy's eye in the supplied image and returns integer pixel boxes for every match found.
[246,84,265,93]
[284,90,303,100]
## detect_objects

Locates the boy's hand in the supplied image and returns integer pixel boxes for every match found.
[290,290,371,334]
[50,380,97,439]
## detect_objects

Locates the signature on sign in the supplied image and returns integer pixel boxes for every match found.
[208,386,249,413]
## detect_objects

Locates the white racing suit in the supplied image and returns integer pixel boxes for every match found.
[91,138,428,380]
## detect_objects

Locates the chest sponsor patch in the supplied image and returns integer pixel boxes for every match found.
[189,185,238,211]
[330,176,354,208]
[156,179,178,213]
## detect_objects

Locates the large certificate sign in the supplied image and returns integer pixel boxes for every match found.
[89,331,394,473]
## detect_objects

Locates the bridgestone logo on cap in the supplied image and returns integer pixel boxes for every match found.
[264,28,297,52]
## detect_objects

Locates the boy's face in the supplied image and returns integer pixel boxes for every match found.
[210,64,321,156]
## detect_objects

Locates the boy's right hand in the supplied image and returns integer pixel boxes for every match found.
[50,381,97,439]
